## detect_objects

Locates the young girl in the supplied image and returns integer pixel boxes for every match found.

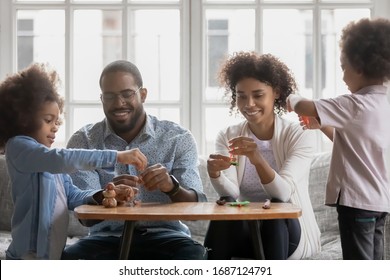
[287,18,390,259]
[204,52,320,259]
[0,63,147,259]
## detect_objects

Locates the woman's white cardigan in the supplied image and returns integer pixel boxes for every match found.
[210,115,321,259]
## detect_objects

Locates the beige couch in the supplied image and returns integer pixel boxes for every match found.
[1,153,389,260]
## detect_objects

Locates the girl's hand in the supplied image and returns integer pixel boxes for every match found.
[207,154,231,178]
[117,148,147,171]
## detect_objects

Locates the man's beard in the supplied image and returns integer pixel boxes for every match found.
[110,106,144,134]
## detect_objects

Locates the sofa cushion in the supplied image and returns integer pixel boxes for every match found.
[307,152,342,259]
[183,156,218,242]
[0,156,13,232]
[309,152,336,231]
[67,211,89,237]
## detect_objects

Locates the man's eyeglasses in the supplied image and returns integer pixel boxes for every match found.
[101,87,142,103]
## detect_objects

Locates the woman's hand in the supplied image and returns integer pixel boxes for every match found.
[228,136,262,165]
[207,154,231,178]
[229,136,275,184]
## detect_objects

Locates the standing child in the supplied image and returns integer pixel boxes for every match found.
[287,18,390,259]
[0,63,147,259]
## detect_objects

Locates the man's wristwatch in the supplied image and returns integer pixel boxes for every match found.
[163,175,181,197]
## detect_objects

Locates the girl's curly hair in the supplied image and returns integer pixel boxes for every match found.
[218,51,298,116]
[340,17,390,81]
[0,63,63,148]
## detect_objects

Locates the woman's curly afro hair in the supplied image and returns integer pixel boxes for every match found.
[218,51,298,115]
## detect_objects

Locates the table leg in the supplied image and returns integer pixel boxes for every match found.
[119,221,135,260]
[248,220,265,260]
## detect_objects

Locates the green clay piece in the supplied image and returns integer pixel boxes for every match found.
[230,161,239,166]
[228,201,250,207]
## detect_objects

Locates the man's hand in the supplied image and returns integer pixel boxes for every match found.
[114,184,139,203]
[139,164,173,193]
[113,174,141,187]
[112,174,141,202]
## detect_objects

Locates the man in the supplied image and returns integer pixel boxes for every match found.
[62,60,207,260]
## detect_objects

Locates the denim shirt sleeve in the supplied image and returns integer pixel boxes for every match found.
[62,174,100,210]
[66,128,105,192]
[7,136,117,175]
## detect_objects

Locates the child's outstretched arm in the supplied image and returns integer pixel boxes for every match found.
[117,148,147,171]
[287,95,319,118]
[288,95,334,141]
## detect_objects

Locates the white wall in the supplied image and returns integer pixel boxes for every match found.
[373,0,390,18]
[0,0,12,81]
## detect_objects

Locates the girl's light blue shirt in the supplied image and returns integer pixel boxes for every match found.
[5,135,117,259]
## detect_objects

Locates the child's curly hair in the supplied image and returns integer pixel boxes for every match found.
[0,63,64,148]
[340,17,390,81]
[218,51,298,116]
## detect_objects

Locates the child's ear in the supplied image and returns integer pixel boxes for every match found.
[356,69,363,75]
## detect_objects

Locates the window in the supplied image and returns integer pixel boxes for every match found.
[199,1,373,153]
[17,18,34,70]
[0,0,387,155]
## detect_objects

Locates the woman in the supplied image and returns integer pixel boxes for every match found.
[204,52,320,260]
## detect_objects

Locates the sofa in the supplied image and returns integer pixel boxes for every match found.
[1,153,389,260]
